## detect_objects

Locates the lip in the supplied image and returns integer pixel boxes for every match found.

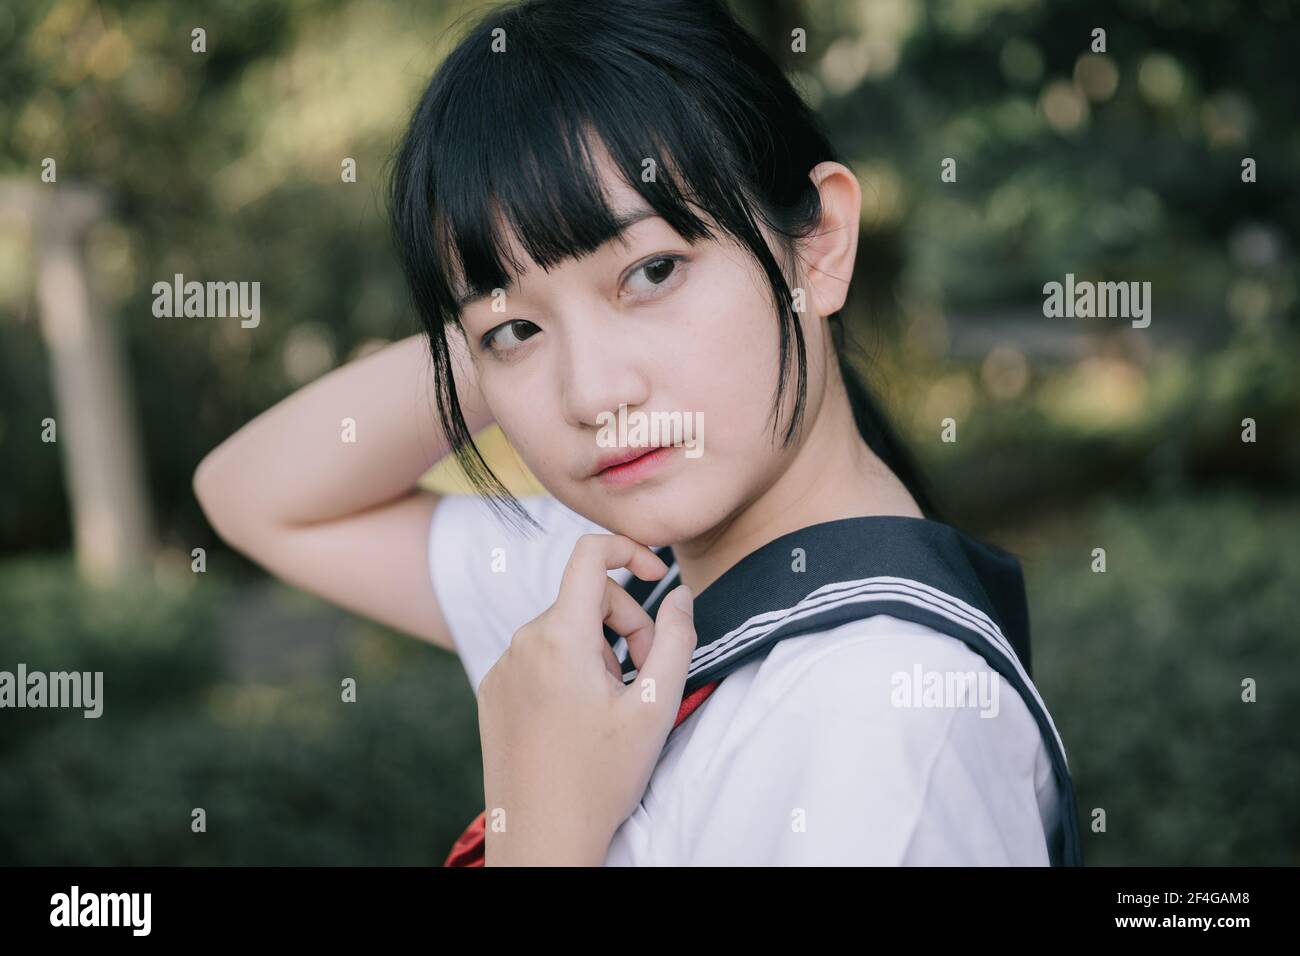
[593,444,664,474]
[593,446,675,486]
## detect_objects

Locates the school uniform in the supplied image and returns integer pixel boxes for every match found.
[429,493,1082,866]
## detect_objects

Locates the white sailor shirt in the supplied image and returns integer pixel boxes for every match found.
[428,493,1077,866]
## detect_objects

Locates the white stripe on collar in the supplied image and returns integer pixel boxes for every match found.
[621,574,1068,769]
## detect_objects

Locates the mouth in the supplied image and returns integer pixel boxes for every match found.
[592,445,676,486]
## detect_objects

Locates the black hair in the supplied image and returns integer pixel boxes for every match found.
[389,0,944,533]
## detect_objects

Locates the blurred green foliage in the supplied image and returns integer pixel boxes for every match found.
[903,326,1300,524]
[1028,491,1300,865]
[0,555,484,865]
[0,556,222,736]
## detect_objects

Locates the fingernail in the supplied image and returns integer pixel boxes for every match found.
[672,585,694,616]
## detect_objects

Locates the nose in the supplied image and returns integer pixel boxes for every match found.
[558,309,651,431]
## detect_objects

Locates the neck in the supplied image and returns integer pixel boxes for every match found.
[670,348,924,597]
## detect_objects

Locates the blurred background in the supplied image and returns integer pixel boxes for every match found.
[0,0,1297,865]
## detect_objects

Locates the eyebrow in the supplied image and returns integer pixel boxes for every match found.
[453,207,661,309]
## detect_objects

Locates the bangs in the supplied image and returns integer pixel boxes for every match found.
[391,1,797,328]
[434,116,718,316]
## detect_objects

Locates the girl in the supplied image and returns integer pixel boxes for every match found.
[195,0,1080,866]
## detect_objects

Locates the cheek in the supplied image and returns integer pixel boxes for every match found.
[485,377,604,494]
[478,378,554,471]
[678,262,784,423]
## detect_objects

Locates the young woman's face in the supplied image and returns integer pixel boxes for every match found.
[456,154,835,548]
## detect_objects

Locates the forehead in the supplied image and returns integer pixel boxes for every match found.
[451,148,657,306]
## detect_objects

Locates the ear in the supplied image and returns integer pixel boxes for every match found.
[798,161,862,317]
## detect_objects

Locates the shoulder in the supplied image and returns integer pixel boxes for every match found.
[428,492,615,581]
[429,492,608,547]
[686,615,1033,760]
[754,614,1002,707]
[662,615,1056,864]
[428,494,620,693]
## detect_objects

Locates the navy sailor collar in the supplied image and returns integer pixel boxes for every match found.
[607,515,1033,691]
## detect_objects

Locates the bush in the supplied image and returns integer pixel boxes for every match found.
[1026,490,1300,865]
[0,556,224,744]
[0,558,483,865]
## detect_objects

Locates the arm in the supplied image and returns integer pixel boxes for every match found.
[193,329,493,649]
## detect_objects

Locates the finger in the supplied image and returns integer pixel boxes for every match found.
[554,534,669,628]
[600,636,623,680]
[628,585,697,719]
[602,578,656,672]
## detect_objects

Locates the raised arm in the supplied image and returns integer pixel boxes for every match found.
[193,329,492,649]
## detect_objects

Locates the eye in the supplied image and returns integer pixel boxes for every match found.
[621,254,687,298]
[481,318,540,355]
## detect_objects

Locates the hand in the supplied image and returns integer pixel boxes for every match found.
[477,533,697,866]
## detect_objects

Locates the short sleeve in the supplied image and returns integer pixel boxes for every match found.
[674,618,1057,865]
[428,493,617,695]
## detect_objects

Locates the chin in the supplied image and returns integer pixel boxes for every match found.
[594,497,719,550]
[561,471,733,547]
